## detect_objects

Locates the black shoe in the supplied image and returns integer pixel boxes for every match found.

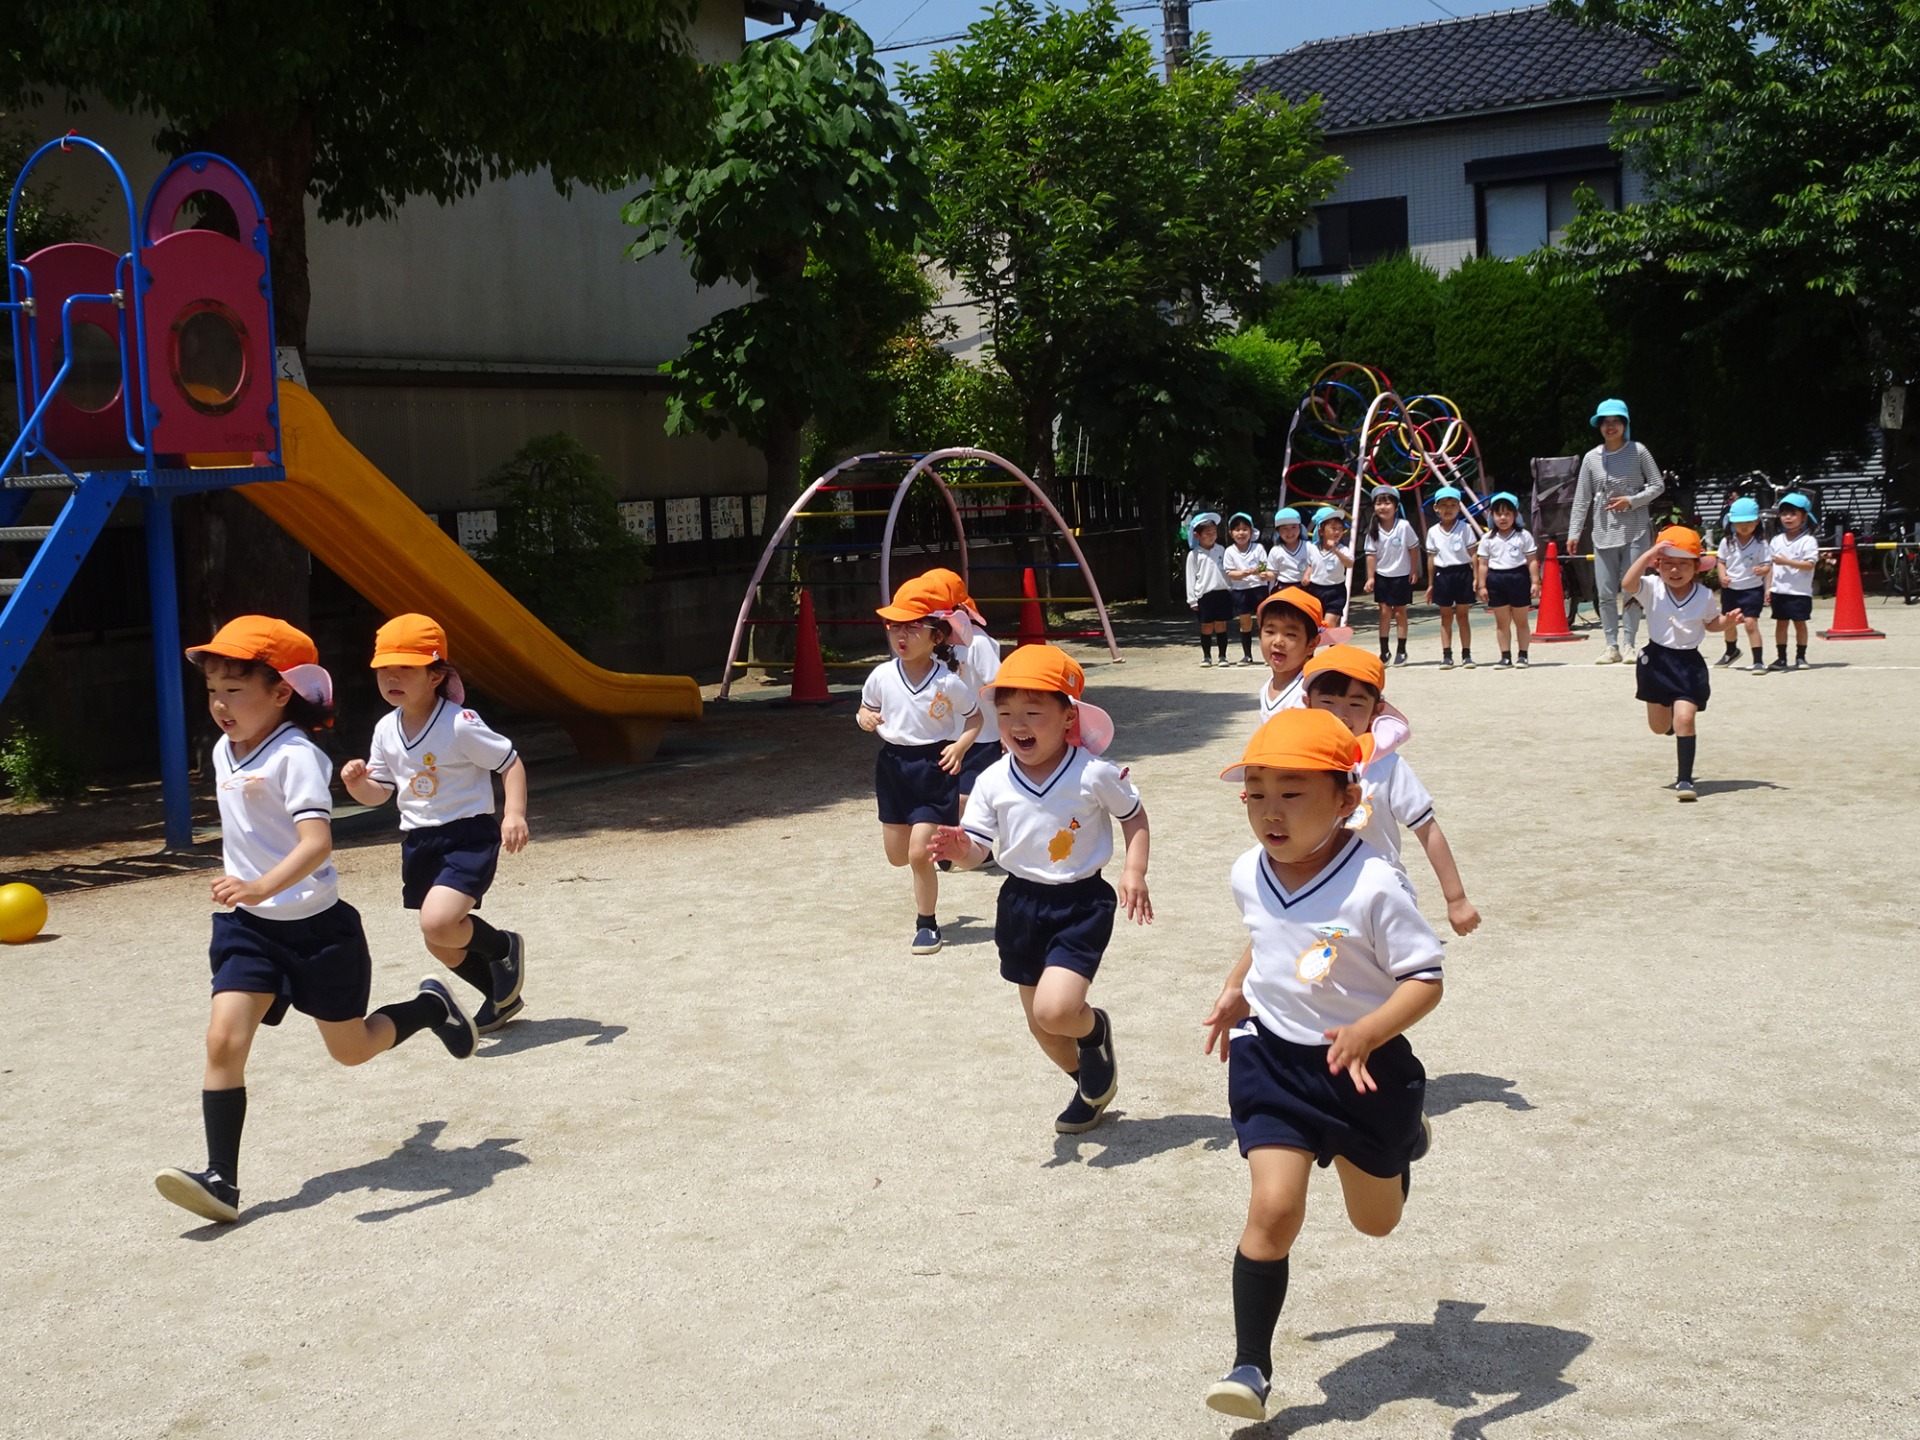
[489,931,526,1009]
[1055,1085,1107,1135]
[937,859,953,872]
[154,1166,239,1223]
[1461,651,1476,669]
[1076,1009,1118,1108]
[475,994,525,1035]
[1440,651,1454,670]
[1495,655,1512,669]
[1668,779,1698,802]
[420,976,478,1059]
[1393,648,1408,667]
[1517,653,1530,668]
[1716,647,1739,668]
[1767,656,1788,672]
[1792,653,1808,671]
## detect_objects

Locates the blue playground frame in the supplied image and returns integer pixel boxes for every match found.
[2,135,285,850]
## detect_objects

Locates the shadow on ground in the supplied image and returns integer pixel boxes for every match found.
[1045,1111,1236,1169]
[1240,1300,1591,1438]
[1425,1073,1534,1118]
[479,1015,626,1056]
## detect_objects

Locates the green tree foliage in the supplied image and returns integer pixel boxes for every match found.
[626,17,933,520]
[878,341,1025,459]
[903,0,1342,489]
[1339,253,1441,396]
[474,434,648,651]
[0,1,714,352]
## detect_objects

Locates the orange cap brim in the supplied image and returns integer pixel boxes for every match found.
[369,650,440,668]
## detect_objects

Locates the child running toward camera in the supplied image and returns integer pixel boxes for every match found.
[1306,507,1354,628]
[1186,513,1233,666]
[1424,486,1478,669]
[1712,499,1771,673]
[1268,508,1314,590]
[1200,708,1445,1421]
[858,575,983,953]
[1301,647,1480,935]
[1622,527,1741,801]
[1361,487,1419,667]
[155,618,478,1225]
[1254,586,1326,722]
[1767,493,1819,671]
[340,615,530,1034]
[929,646,1151,1134]
[1474,493,1540,669]
[918,569,1004,834]
[1223,513,1271,666]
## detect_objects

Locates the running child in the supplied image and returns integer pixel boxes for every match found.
[1268,508,1314,590]
[1712,498,1771,673]
[1186,512,1232,666]
[1621,526,1742,802]
[917,569,1004,837]
[155,618,478,1225]
[1200,708,1444,1420]
[1301,647,1480,935]
[340,615,529,1034]
[1423,487,1479,669]
[1767,493,1819,671]
[928,646,1151,1134]
[1360,487,1419,667]
[1222,513,1271,666]
[858,575,983,953]
[1474,492,1540,669]
[1254,586,1325,723]
[1306,506,1354,627]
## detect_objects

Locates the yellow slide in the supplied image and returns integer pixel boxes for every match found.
[240,380,702,762]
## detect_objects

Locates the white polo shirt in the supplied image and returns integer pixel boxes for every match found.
[215,723,339,921]
[1343,752,1436,872]
[1364,520,1417,578]
[1716,534,1769,590]
[1768,531,1819,597]
[861,658,977,746]
[366,698,519,831]
[1257,670,1306,723]
[1232,837,1445,1046]
[1480,528,1537,570]
[1308,544,1351,586]
[959,747,1142,884]
[1224,543,1270,591]
[957,630,1004,747]
[1425,519,1479,567]
[1268,538,1314,584]
[1638,575,1719,649]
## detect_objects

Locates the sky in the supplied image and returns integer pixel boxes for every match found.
[752,0,1541,76]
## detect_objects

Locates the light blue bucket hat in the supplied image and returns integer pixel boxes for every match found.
[1274,506,1302,527]
[1488,490,1521,509]
[1311,506,1345,532]
[1431,486,1463,504]
[1726,497,1761,524]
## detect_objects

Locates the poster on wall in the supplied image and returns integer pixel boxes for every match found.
[457,510,497,554]
[711,495,745,541]
[750,494,767,536]
[665,497,703,545]
[617,500,657,544]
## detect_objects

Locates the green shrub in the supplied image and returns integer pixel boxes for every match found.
[0,724,89,802]
[1340,252,1441,394]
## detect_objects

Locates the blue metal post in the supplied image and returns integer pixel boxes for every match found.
[144,491,193,849]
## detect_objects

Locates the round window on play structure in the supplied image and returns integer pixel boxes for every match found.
[57,319,124,413]
[167,190,241,240]
[169,301,250,415]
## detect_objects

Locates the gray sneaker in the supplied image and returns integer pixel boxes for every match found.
[911,925,943,955]
[1205,1364,1271,1420]
[1596,645,1623,665]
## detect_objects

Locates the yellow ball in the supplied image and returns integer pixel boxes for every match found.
[0,883,48,944]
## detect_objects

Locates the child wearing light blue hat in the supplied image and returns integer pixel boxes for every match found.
[1766,493,1819,670]
[1474,492,1539,667]
[1362,486,1420,666]
[1269,508,1313,587]
[1186,512,1233,665]
[1712,497,1771,671]
[1305,506,1355,627]
[1423,487,1479,668]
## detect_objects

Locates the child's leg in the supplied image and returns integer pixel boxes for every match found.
[1018,983,1080,1072]
[1775,617,1788,655]
[199,990,273,1186]
[1238,612,1255,660]
[1331,1155,1406,1238]
[1454,604,1473,653]
[317,1013,401,1066]
[1437,607,1454,649]
[1028,965,1097,1044]
[1228,1146,1314,1383]
[1794,620,1809,650]
[1644,700,1674,735]
[419,884,476,963]
[1672,699,1699,782]
[908,821,940,918]
[1394,606,1409,642]
[1743,616,1763,652]
[1513,606,1531,654]
[1494,606,1512,655]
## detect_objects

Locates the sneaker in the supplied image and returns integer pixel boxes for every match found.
[1749,657,1767,673]
[1461,652,1477,669]
[937,859,953,872]
[489,931,526,1009]
[1495,655,1512,669]
[154,1166,239,1224]
[1055,1087,1106,1135]
[1392,650,1408,667]
[1205,1364,1271,1421]
[475,994,525,1035]
[1517,654,1530,668]
[911,925,943,955]
[1766,656,1788,672]
[1199,656,1213,668]
[420,975,478,1059]
[1439,652,1454,670]
[1076,1009,1118,1108]
[1792,654,1808,671]
[1411,1114,1433,1163]
[1670,779,1697,802]
[1596,645,1622,665]
[1715,648,1739,668]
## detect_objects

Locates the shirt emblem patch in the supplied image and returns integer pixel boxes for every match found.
[1047,818,1082,863]
[1296,924,1350,984]
[928,692,953,721]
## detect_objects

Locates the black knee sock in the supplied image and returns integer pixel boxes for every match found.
[202,1086,246,1185]
[1778,642,1789,661]
[451,954,493,995]
[1232,1251,1290,1377]
[1079,1008,1108,1051]
[1677,734,1696,783]
[465,915,509,964]
[1796,644,1808,660]
[375,992,446,1046]
[1199,632,1212,659]
[1241,631,1254,660]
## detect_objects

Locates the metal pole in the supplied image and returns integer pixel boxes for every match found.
[144,491,193,850]
[1162,0,1190,77]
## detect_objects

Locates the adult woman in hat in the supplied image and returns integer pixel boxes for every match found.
[1568,398,1665,663]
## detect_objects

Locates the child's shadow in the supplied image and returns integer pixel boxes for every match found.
[185,1120,528,1233]
[480,1016,627,1057]
[1424,1073,1534,1118]
[1243,1300,1591,1438]
[1045,1111,1236,1169]
[1689,779,1786,797]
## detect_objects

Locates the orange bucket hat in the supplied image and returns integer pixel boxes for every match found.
[370,613,451,668]
[1220,707,1362,782]
[1653,525,1707,560]
[980,644,1114,756]
[1256,585,1325,630]
[876,574,952,623]
[1303,644,1385,693]
[186,616,331,705]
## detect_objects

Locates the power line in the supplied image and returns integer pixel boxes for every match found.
[873,0,1226,57]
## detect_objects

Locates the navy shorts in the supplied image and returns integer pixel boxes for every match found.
[1307,582,1350,620]
[1228,1019,1426,1178]
[209,902,373,1023]
[1197,589,1234,623]
[958,738,1004,791]
[1372,573,1413,608]
[1771,592,1813,622]
[1636,640,1710,709]
[876,741,958,827]
[401,813,501,909]
[995,873,1117,986]
[1431,563,1474,607]
[1716,585,1764,624]
[1484,567,1531,610]
[1231,586,1266,617]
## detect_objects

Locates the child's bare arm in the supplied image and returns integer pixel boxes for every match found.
[211,817,332,909]
[1203,941,1256,1060]
[1412,818,1479,935]
[856,704,882,733]
[1363,554,1377,593]
[499,755,530,853]
[338,759,393,808]
[1620,545,1659,592]
[1324,977,1443,1091]
[1118,808,1151,923]
[938,709,984,774]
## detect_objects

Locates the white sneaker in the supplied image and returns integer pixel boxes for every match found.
[1595,645,1622,665]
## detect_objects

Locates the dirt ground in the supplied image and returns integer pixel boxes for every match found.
[4,596,1919,1439]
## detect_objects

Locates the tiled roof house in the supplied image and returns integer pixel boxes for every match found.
[1246,5,1668,279]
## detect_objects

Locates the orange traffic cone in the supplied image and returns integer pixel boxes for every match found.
[1819,532,1885,639]
[788,589,832,703]
[1017,567,1046,648]
[1531,540,1585,642]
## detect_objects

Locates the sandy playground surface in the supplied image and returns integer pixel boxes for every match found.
[4,598,1919,1439]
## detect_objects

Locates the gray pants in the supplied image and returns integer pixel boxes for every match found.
[1593,543,1643,650]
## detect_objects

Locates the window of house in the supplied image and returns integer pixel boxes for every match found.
[1467,147,1622,260]
[1293,197,1409,276]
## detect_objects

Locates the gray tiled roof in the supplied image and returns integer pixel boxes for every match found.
[1244,4,1667,134]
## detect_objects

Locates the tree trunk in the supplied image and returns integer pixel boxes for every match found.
[763,419,805,534]
[1138,468,1176,609]
[1023,402,1057,494]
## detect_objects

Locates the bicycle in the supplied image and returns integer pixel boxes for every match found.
[1881,518,1920,604]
